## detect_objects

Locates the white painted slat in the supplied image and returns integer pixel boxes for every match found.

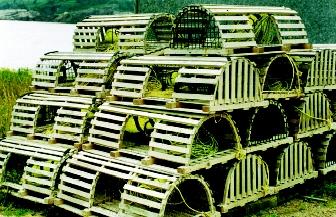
[155,123,194,135]
[222,32,255,39]
[219,25,253,30]
[60,174,92,189]
[89,137,119,149]
[111,90,142,98]
[112,82,143,89]
[175,77,217,85]
[280,31,307,37]
[25,175,52,186]
[63,165,96,180]
[91,119,122,131]
[114,73,146,81]
[278,24,305,29]
[179,68,222,76]
[89,129,121,140]
[124,184,165,199]
[122,193,162,209]
[282,39,309,44]
[173,93,214,101]
[150,141,189,154]
[151,132,192,144]
[214,15,249,21]
[149,150,188,164]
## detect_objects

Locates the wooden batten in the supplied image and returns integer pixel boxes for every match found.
[221,154,272,213]
[274,142,318,191]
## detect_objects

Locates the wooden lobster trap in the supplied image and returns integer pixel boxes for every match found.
[53,150,219,217]
[110,55,268,112]
[291,47,336,92]
[10,93,96,145]
[81,102,243,168]
[255,54,303,99]
[270,142,317,191]
[282,92,334,139]
[73,13,174,54]
[32,51,123,96]
[232,101,293,151]
[0,136,74,205]
[167,5,310,56]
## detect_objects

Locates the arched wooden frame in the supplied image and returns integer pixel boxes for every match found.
[261,55,301,95]
[234,101,289,147]
[149,113,241,165]
[221,154,270,213]
[120,174,218,217]
[274,142,318,190]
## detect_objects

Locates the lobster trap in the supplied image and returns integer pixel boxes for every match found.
[74,13,174,54]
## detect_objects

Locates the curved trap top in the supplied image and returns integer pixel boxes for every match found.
[32,51,125,96]
[73,13,174,54]
[169,4,309,55]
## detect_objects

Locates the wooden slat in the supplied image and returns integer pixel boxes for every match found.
[63,165,96,180]
[91,119,122,131]
[222,32,255,39]
[122,193,162,209]
[175,77,217,85]
[150,141,189,154]
[25,175,52,186]
[173,93,214,101]
[89,129,121,140]
[23,183,52,195]
[120,203,159,217]
[114,73,146,81]
[89,137,119,149]
[111,90,142,98]
[54,125,82,134]
[179,68,222,76]
[282,39,309,44]
[214,15,249,21]
[219,25,252,30]
[25,167,53,178]
[76,77,105,83]
[58,192,90,207]
[112,81,143,89]
[27,159,57,169]
[151,132,191,144]
[55,117,84,125]
[59,184,91,198]
[155,123,194,135]
[124,184,165,199]
[149,150,188,164]
[278,24,305,29]
[60,174,92,189]
[280,31,307,37]
[273,15,301,20]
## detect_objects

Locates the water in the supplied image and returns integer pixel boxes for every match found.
[0,20,75,69]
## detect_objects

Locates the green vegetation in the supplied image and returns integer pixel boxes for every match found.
[1,204,33,217]
[0,68,32,138]
[0,0,335,43]
[0,0,133,23]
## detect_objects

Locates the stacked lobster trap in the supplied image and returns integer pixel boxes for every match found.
[1,4,336,217]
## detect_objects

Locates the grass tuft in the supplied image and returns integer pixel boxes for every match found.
[0,68,32,138]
